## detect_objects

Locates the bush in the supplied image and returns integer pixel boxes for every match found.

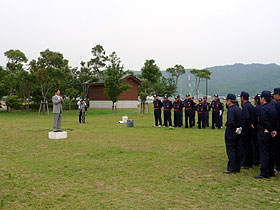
[6,96,23,110]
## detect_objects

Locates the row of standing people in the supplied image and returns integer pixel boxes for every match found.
[224,89,280,179]
[153,94,225,129]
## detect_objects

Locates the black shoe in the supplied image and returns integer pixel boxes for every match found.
[212,127,215,129]
[254,175,269,179]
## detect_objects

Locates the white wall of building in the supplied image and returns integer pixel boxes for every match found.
[89,100,138,109]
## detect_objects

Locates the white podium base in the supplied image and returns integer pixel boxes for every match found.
[49,131,67,139]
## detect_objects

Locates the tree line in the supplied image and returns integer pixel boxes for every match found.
[0,45,211,113]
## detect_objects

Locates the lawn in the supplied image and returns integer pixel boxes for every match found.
[0,108,279,210]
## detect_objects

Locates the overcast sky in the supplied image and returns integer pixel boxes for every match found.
[1,0,280,70]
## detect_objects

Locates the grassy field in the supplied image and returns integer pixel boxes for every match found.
[0,108,279,210]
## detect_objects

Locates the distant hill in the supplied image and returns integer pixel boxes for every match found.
[133,63,280,97]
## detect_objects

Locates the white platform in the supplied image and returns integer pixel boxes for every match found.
[89,100,138,109]
[48,131,67,139]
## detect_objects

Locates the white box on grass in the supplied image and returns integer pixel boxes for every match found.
[48,131,67,139]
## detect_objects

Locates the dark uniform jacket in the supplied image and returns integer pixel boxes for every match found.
[258,103,277,133]
[183,99,195,111]
[241,101,255,128]
[196,103,207,114]
[153,99,163,110]
[225,105,242,133]
[203,101,210,111]
[210,99,223,111]
[163,100,173,111]
[173,100,183,111]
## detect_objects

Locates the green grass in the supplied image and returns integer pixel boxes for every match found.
[0,108,279,210]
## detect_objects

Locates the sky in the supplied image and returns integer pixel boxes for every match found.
[1,0,280,70]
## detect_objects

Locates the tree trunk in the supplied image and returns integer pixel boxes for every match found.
[112,102,115,113]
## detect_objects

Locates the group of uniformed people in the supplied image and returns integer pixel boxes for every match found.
[153,88,280,179]
[224,88,280,179]
[153,94,224,129]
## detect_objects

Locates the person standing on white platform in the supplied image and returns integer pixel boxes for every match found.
[52,89,63,132]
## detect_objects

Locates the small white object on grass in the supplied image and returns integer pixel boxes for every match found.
[48,131,67,139]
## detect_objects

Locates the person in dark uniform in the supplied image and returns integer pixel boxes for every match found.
[183,94,195,128]
[272,88,280,173]
[177,95,184,127]
[203,96,210,127]
[196,98,207,129]
[173,96,183,127]
[251,94,261,166]
[210,94,223,129]
[162,94,173,128]
[223,94,242,174]
[255,91,278,179]
[153,95,163,127]
[191,96,196,127]
[239,91,255,169]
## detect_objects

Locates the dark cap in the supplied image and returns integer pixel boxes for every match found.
[253,94,261,99]
[164,94,168,98]
[186,94,190,97]
[203,96,207,99]
[199,98,203,102]
[240,91,249,100]
[273,88,280,95]
[260,90,272,99]
[214,94,218,97]
[177,94,180,98]
[226,93,236,101]
[175,95,178,99]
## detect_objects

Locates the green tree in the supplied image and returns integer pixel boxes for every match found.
[17,70,35,110]
[0,66,9,99]
[139,59,162,113]
[104,52,131,113]
[76,61,98,100]
[88,44,108,75]
[154,77,176,97]
[166,64,185,95]
[190,69,211,100]
[6,95,22,110]
[65,87,79,110]
[29,49,71,114]
[4,49,28,96]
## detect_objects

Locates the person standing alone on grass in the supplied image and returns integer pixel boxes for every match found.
[77,97,87,124]
[223,94,242,174]
[254,91,277,179]
[153,95,163,127]
[52,89,63,132]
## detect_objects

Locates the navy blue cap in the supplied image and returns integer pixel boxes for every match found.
[199,98,203,101]
[260,90,272,99]
[214,94,218,97]
[240,91,249,100]
[186,94,190,97]
[164,94,168,98]
[273,88,280,95]
[177,95,180,98]
[226,93,236,100]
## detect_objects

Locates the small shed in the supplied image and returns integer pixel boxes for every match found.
[88,74,142,109]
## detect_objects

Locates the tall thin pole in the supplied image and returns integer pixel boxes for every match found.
[206,79,208,99]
